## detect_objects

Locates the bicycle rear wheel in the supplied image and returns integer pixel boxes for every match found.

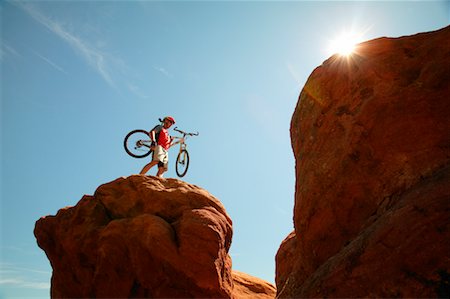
[124,129,152,158]
[175,149,190,177]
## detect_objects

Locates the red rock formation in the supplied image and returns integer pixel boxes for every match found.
[232,270,276,299]
[275,231,298,291]
[276,26,450,297]
[35,175,274,298]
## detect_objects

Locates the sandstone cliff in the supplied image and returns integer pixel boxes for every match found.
[276,26,450,297]
[35,175,275,298]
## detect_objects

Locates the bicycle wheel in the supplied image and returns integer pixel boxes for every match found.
[124,129,152,158]
[176,149,190,177]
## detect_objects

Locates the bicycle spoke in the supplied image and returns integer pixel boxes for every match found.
[124,130,152,158]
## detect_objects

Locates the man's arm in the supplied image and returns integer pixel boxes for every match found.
[149,130,156,143]
[149,125,162,145]
[168,137,184,149]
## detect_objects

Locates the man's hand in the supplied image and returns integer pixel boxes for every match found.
[168,137,184,149]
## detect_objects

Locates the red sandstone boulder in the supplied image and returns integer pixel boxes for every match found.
[35,175,257,298]
[274,231,297,290]
[277,26,450,297]
[232,270,276,299]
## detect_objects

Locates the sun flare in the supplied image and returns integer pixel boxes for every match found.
[328,31,363,56]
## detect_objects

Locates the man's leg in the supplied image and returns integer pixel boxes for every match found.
[156,153,168,177]
[156,166,166,177]
[139,160,159,175]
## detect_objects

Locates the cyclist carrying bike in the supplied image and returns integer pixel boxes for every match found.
[139,116,181,177]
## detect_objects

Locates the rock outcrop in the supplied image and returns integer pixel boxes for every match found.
[276,26,450,297]
[35,175,275,298]
[232,270,276,299]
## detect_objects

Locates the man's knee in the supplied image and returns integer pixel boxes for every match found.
[158,161,168,170]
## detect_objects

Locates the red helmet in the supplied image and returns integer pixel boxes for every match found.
[164,116,176,124]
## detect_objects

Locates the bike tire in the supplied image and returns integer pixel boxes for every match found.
[176,149,190,177]
[124,129,152,158]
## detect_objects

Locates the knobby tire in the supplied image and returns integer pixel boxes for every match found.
[124,129,152,158]
[176,149,190,177]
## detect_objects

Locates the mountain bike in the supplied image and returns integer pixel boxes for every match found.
[123,126,199,177]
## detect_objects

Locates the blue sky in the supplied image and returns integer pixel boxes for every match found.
[1,1,448,298]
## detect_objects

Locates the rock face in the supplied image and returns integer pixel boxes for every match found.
[232,270,276,299]
[276,26,450,298]
[35,175,275,298]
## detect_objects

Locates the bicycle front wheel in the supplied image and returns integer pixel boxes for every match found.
[176,149,190,177]
[124,129,152,158]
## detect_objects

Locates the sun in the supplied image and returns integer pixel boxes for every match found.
[328,31,362,57]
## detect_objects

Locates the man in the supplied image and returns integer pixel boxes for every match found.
[139,116,179,177]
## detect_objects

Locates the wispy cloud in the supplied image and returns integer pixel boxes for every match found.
[127,83,150,99]
[12,1,153,100]
[15,1,115,87]
[0,278,50,290]
[0,263,50,290]
[33,51,68,74]
[0,41,21,61]
[0,264,51,276]
[153,66,173,78]
[0,245,40,256]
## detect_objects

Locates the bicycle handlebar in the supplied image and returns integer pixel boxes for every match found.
[156,118,199,136]
[173,127,199,137]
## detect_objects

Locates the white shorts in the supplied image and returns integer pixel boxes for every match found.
[152,145,168,170]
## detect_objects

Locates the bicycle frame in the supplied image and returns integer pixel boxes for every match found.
[172,127,199,153]
[171,137,186,152]
[137,139,152,149]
